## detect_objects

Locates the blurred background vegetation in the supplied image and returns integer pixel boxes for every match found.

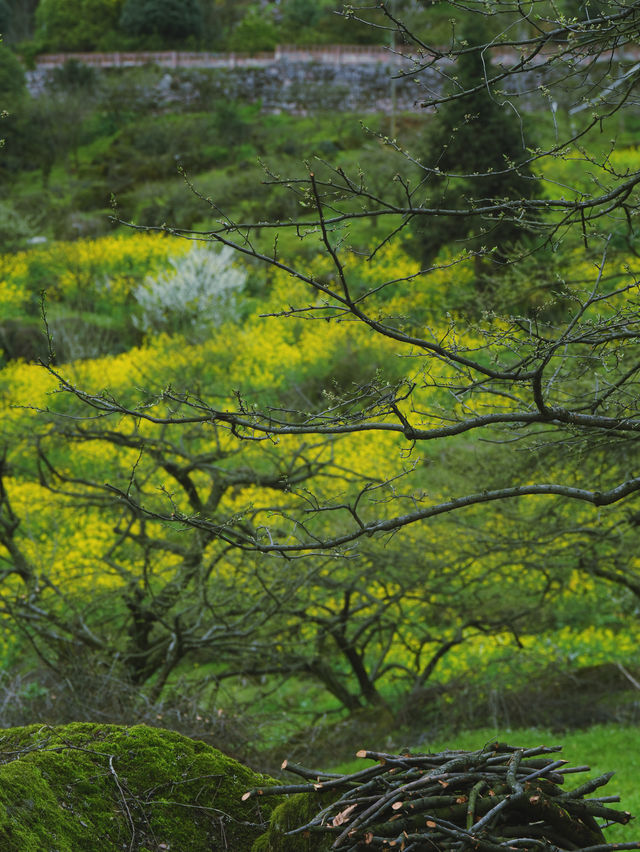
[1,0,640,809]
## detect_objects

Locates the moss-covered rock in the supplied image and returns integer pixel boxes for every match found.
[252,791,337,852]
[0,722,280,851]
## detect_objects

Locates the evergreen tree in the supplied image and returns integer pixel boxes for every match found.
[0,1,10,35]
[119,0,203,41]
[413,35,539,267]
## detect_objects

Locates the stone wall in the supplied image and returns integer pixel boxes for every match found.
[25,49,611,114]
[27,58,435,113]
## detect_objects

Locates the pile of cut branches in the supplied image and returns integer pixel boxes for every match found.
[244,742,640,851]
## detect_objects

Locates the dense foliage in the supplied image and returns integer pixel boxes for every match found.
[2,0,640,775]
[26,0,391,51]
[34,0,124,52]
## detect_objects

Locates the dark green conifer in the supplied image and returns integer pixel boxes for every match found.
[0,1,11,35]
[119,0,203,40]
[413,30,540,268]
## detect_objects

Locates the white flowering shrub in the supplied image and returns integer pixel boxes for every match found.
[133,244,247,336]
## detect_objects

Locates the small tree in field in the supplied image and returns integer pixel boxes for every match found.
[132,244,246,337]
[412,27,540,267]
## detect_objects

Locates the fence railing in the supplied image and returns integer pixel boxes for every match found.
[31,44,640,71]
[33,45,414,70]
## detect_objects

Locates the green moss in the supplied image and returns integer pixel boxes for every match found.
[252,791,338,852]
[0,723,280,851]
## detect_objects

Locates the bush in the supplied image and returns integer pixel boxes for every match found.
[133,243,247,336]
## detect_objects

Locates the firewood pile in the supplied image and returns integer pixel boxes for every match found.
[244,742,640,851]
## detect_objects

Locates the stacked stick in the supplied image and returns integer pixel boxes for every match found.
[244,742,640,851]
